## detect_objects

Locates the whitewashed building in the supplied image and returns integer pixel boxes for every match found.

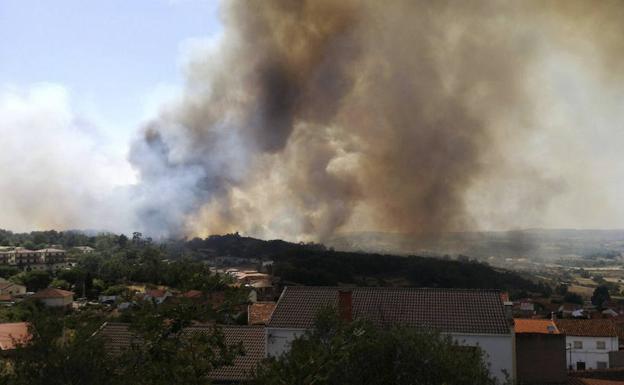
[266,286,515,383]
[31,287,74,308]
[556,319,619,370]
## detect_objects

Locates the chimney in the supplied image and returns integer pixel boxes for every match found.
[338,289,353,322]
[501,292,513,323]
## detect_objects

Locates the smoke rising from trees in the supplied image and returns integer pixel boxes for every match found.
[128,0,624,240]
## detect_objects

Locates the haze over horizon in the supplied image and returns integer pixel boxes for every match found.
[2,0,624,241]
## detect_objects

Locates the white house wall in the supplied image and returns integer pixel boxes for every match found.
[42,296,73,307]
[565,336,618,370]
[266,328,306,357]
[452,333,515,383]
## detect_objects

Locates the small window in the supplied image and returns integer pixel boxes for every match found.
[576,361,586,371]
[597,361,608,369]
[597,341,606,350]
[573,341,583,349]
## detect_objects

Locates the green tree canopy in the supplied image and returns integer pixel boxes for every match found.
[11,270,51,292]
[1,308,113,385]
[254,310,499,385]
[591,285,611,309]
[116,301,243,385]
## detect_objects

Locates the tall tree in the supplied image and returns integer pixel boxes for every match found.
[591,285,611,309]
[254,310,500,385]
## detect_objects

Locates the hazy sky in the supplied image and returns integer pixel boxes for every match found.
[0,0,222,233]
[1,0,624,237]
[0,0,220,154]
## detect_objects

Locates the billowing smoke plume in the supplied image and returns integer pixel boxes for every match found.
[0,84,135,233]
[123,0,624,240]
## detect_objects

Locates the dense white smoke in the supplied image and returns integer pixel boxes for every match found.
[0,84,135,233]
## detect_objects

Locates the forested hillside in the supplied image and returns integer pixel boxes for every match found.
[0,230,549,298]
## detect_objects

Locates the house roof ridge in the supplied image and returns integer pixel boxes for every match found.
[270,285,509,334]
[284,285,502,292]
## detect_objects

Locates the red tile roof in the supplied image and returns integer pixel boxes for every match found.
[31,287,74,299]
[248,302,277,325]
[514,318,560,334]
[0,282,22,290]
[181,290,203,299]
[556,319,617,337]
[0,322,30,350]
[268,287,511,334]
[145,289,167,298]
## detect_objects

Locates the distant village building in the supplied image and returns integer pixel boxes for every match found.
[227,269,275,301]
[37,248,67,264]
[556,319,619,370]
[73,246,95,254]
[142,289,171,305]
[0,247,69,271]
[98,295,118,304]
[31,288,74,308]
[266,287,515,383]
[514,318,567,384]
[8,249,39,266]
[180,290,203,300]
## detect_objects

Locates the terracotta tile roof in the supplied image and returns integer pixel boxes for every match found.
[145,289,167,298]
[181,290,203,299]
[0,322,30,350]
[0,294,12,302]
[206,291,227,307]
[0,282,22,290]
[31,287,74,299]
[514,318,560,334]
[556,319,617,337]
[98,323,265,381]
[268,287,511,334]
[248,302,277,325]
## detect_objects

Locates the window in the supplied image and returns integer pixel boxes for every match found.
[597,341,606,350]
[576,362,586,371]
[597,361,608,369]
[573,341,583,349]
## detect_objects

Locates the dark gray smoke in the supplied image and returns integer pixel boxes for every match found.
[128,0,624,240]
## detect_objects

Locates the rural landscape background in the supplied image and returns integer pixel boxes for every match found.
[2,0,624,384]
